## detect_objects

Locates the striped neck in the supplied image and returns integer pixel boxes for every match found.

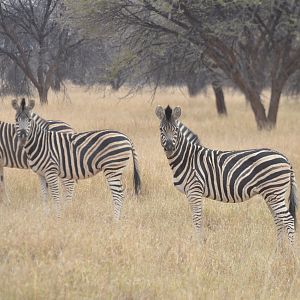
[32,113,49,130]
[24,115,47,154]
[178,121,200,145]
[167,128,202,165]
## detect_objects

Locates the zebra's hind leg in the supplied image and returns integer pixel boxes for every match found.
[60,178,76,204]
[105,172,124,221]
[46,175,61,219]
[265,195,295,245]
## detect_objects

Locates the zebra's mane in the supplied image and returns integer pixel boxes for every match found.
[32,113,50,130]
[31,113,74,134]
[21,98,26,111]
[178,122,201,145]
[165,105,172,121]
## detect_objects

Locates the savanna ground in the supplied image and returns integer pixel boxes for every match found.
[0,85,300,299]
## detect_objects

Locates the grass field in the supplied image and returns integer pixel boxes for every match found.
[0,86,299,299]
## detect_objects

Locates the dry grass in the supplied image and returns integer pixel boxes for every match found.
[0,86,300,299]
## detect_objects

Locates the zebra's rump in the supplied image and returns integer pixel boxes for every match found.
[0,122,28,168]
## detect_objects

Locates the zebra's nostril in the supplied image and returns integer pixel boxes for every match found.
[20,130,27,139]
[165,142,173,151]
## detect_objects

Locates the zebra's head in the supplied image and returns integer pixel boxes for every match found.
[155,105,181,155]
[11,98,35,147]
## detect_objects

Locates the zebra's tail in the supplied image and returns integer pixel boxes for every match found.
[289,167,298,230]
[130,140,141,195]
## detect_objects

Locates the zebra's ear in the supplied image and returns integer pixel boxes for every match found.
[173,106,181,120]
[28,100,35,110]
[11,99,19,111]
[155,106,165,120]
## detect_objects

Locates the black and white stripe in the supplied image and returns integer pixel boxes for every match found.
[156,105,297,245]
[0,112,75,204]
[12,98,141,219]
[178,122,200,145]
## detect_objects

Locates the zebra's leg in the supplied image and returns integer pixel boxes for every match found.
[60,178,76,204]
[186,185,204,240]
[38,175,49,213]
[39,175,49,201]
[266,195,295,245]
[0,164,9,204]
[105,172,124,221]
[46,175,61,219]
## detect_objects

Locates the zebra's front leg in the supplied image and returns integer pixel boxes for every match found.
[0,164,9,204]
[38,175,49,213]
[46,175,61,219]
[60,178,76,204]
[186,186,204,240]
[105,172,124,221]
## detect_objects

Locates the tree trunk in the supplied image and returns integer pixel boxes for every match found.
[267,77,287,129]
[244,89,271,130]
[37,38,48,105]
[212,82,227,116]
[230,71,270,130]
[38,86,49,105]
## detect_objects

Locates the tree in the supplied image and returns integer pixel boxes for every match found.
[0,54,32,96]
[0,0,83,104]
[67,0,300,129]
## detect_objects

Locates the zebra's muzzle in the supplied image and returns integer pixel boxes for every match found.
[18,130,27,147]
[18,138,26,148]
[164,141,174,152]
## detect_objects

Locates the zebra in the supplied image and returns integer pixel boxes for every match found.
[155,105,298,245]
[0,112,76,205]
[178,122,200,145]
[12,98,141,219]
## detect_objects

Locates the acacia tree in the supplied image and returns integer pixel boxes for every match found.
[68,8,228,116]
[67,0,300,129]
[131,37,228,115]
[0,0,83,104]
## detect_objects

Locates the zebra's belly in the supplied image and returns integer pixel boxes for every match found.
[60,168,101,180]
[205,191,255,203]
[30,164,48,176]
[0,153,29,169]
[1,162,29,169]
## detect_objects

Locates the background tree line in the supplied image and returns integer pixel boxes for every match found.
[0,0,299,130]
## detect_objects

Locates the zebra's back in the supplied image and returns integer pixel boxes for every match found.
[47,120,74,134]
[195,147,292,203]
[50,130,134,180]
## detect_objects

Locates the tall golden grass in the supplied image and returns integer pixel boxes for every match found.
[0,86,299,299]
